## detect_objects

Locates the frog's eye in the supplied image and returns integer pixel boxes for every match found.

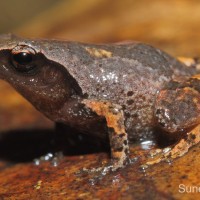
[11,45,37,73]
[13,52,33,65]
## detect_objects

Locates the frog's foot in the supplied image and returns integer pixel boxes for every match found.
[146,124,200,165]
[148,148,163,158]
[77,155,132,176]
[76,158,132,185]
[77,163,117,178]
[81,100,130,175]
[76,164,118,185]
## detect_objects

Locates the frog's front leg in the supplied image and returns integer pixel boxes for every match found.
[82,99,130,171]
[147,83,200,165]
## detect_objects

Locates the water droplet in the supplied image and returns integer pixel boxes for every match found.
[139,164,149,172]
[165,158,173,165]
[162,147,171,154]
[33,159,40,166]
[141,140,155,150]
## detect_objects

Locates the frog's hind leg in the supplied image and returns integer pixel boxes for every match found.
[177,56,200,70]
[82,99,130,171]
[147,83,200,165]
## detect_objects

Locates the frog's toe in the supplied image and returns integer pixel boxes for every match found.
[148,148,163,158]
[75,164,116,185]
[77,165,112,176]
[75,157,132,180]
[146,147,172,165]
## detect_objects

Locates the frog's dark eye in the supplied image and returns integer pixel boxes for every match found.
[13,52,33,65]
[11,45,37,73]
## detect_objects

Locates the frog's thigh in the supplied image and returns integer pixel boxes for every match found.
[149,86,200,165]
[155,87,200,133]
[177,56,200,70]
[82,99,130,169]
[147,125,200,165]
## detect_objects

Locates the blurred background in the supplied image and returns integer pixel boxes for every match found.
[1,0,200,56]
[0,0,200,131]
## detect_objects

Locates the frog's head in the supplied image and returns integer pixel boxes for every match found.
[0,34,82,117]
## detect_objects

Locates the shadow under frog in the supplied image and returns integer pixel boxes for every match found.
[0,34,200,171]
[0,127,109,164]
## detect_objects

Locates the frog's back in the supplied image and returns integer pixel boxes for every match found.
[63,42,197,98]
[31,40,196,97]
[70,42,196,101]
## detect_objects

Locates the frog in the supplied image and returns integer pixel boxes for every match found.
[0,34,200,171]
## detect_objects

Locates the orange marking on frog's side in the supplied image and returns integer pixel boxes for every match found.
[82,100,125,134]
[177,57,196,67]
[85,47,112,58]
[178,56,200,70]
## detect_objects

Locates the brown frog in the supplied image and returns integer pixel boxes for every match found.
[0,34,200,171]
